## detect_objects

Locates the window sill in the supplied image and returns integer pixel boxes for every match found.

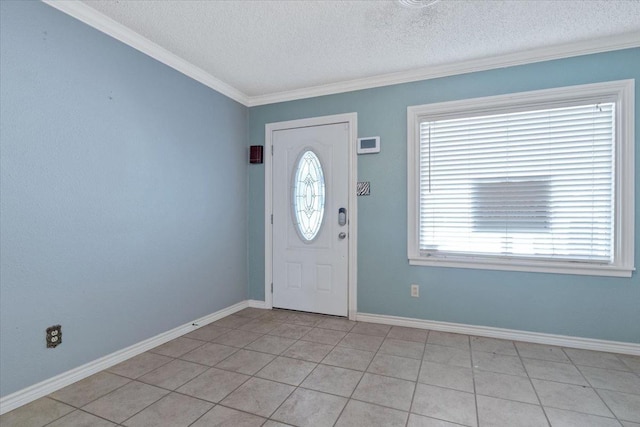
[408,256,634,278]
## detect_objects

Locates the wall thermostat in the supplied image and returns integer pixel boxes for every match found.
[357,137,380,154]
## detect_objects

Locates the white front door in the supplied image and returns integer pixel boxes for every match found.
[272,122,350,316]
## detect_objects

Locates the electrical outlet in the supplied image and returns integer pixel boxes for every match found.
[46,325,62,348]
[411,284,419,298]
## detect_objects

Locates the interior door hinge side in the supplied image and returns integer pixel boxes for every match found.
[271,214,273,224]
[271,283,273,293]
[271,145,274,155]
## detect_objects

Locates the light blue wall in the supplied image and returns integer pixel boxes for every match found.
[0,1,247,396]
[249,48,640,344]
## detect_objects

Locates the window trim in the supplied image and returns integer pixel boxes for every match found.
[407,80,635,277]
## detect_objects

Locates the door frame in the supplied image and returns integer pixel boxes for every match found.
[264,113,358,320]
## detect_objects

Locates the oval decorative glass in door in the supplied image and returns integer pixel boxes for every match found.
[292,150,326,242]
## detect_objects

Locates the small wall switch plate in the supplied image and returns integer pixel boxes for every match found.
[46,325,62,348]
[411,284,419,298]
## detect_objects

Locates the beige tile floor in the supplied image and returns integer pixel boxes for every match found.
[2,308,640,427]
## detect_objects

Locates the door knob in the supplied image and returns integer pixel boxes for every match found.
[338,232,346,239]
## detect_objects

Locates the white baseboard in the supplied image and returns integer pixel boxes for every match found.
[356,312,640,356]
[0,300,249,415]
[4,303,638,415]
[248,299,269,309]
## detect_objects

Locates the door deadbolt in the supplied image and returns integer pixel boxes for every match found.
[338,208,347,226]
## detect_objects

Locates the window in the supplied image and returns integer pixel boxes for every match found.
[292,150,326,242]
[407,80,634,277]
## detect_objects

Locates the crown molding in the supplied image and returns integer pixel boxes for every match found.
[42,1,639,108]
[246,32,640,106]
[42,0,251,106]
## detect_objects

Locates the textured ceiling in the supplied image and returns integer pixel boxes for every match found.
[79,0,640,99]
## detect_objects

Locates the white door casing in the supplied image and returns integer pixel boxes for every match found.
[265,113,357,319]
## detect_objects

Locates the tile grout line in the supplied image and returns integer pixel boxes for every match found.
[263,311,353,425]
[44,361,182,426]
[101,310,279,426]
[235,309,344,425]
[44,375,135,415]
[193,309,306,426]
[405,329,429,427]
[184,309,276,427]
[562,349,639,374]
[514,342,553,426]
[115,354,225,426]
[572,358,623,423]
[216,310,317,425]
[47,407,129,427]
[108,351,177,379]
[468,335,481,427]
[568,350,629,424]
[306,316,359,426]
[588,382,625,424]
[329,324,393,427]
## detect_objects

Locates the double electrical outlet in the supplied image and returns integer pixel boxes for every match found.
[46,325,62,348]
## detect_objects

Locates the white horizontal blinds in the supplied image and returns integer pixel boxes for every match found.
[419,102,615,262]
